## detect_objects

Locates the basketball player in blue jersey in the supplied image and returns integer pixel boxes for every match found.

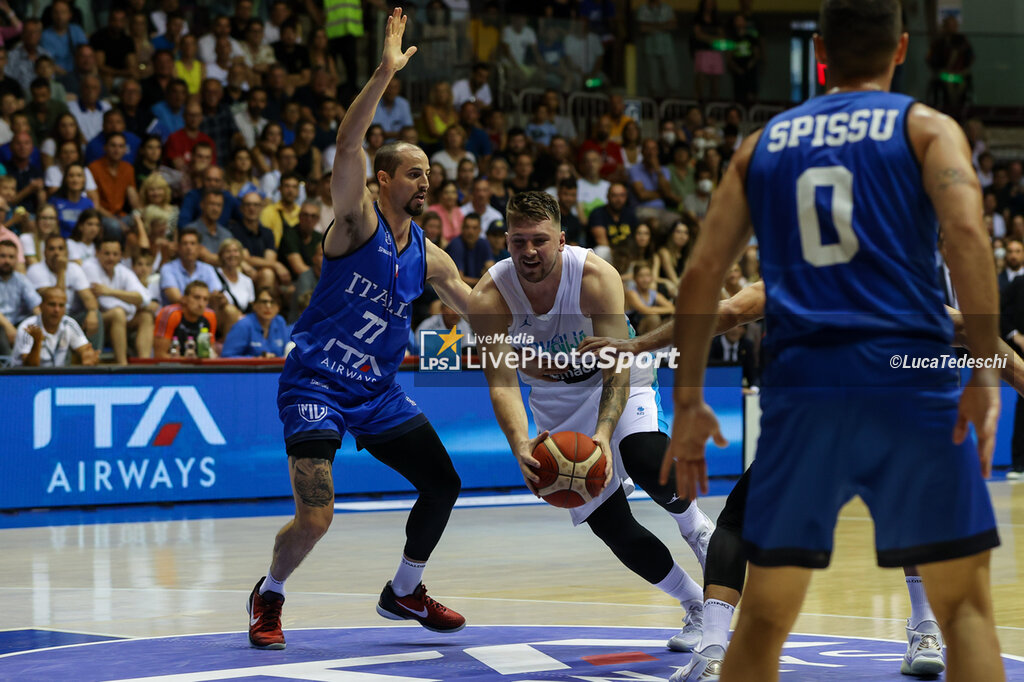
[469,191,716,653]
[581,285,1023,680]
[662,0,1004,679]
[246,9,473,649]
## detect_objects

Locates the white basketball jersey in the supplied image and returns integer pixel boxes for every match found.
[490,245,661,526]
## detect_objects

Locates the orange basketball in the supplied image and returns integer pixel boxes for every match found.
[529,431,608,508]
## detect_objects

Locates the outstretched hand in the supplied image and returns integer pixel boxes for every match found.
[381,8,417,73]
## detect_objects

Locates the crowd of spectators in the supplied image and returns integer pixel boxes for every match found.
[0,0,1016,393]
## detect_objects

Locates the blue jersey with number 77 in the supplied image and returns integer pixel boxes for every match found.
[746,91,952,353]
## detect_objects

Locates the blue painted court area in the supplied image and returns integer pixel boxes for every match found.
[0,629,122,655]
[3,625,1024,680]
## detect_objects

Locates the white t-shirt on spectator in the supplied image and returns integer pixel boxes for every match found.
[431,149,476,179]
[565,32,604,74]
[12,314,89,366]
[198,34,243,64]
[260,170,308,204]
[451,79,493,109]
[82,259,151,318]
[68,240,95,263]
[45,164,98,191]
[459,202,503,233]
[501,25,537,65]
[205,61,230,86]
[217,267,255,312]
[577,178,610,219]
[27,261,90,313]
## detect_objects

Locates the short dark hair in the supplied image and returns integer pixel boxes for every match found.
[373,141,422,178]
[557,178,577,191]
[97,232,123,249]
[30,77,50,91]
[506,191,560,231]
[280,171,301,185]
[202,187,224,202]
[463,212,481,226]
[178,226,201,243]
[105,132,126,145]
[0,238,17,251]
[820,0,902,80]
[183,280,210,296]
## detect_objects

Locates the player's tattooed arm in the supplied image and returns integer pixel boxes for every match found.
[935,168,975,191]
[291,458,334,508]
[596,371,629,434]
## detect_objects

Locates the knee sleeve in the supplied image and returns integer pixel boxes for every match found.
[586,485,675,584]
[619,431,691,514]
[703,469,753,592]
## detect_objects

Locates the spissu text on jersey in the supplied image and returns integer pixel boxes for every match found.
[766,108,900,153]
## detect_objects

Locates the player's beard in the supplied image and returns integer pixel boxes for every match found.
[404,195,426,217]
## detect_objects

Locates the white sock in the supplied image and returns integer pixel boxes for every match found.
[906,576,935,629]
[260,570,286,598]
[670,502,704,536]
[700,599,735,651]
[654,562,704,606]
[392,556,426,597]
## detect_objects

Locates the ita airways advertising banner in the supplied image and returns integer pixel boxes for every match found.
[0,367,746,510]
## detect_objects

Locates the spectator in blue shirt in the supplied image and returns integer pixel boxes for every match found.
[84,109,141,165]
[149,79,189,141]
[221,286,290,357]
[459,100,493,161]
[629,138,673,210]
[525,102,559,149]
[485,222,510,263]
[159,227,224,305]
[179,165,242,227]
[445,212,494,286]
[40,0,87,74]
[371,77,413,139]
[48,163,94,238]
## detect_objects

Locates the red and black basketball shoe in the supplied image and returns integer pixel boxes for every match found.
[376,581,466,633]
[247,577,286,649]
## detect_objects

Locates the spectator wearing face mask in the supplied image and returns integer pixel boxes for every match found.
[684,163,715,219]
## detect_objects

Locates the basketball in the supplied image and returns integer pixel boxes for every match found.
[529,431,608,508]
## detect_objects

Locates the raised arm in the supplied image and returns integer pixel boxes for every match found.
[425,238,472,318]
[468,273,547,493]
[325,8,417,258]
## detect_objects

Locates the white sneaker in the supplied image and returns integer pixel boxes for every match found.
[668,603,704,652]
[901,619,945,676]
[670,644,725,682]
[681,505,715,571]
[1007,470,1023,480]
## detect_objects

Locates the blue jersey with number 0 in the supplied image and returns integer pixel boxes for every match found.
[279,203,426,405]
[746,91,951,352]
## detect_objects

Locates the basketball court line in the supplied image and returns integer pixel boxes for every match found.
[3,624,1023,666]
[4,584,1024,634]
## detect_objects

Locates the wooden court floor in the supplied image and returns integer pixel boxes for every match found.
[4,480,1024,673]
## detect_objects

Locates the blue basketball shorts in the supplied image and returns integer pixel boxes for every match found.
[743,339,999,569]
[278,375,426,454]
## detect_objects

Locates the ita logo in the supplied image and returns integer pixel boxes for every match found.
[419,326,463,372]
[4,625,1024,680]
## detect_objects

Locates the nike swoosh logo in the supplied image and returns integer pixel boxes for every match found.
[250,615,259,627]
[397,602,428,618]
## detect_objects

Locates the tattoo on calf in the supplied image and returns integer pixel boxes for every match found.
[293,458,334,508]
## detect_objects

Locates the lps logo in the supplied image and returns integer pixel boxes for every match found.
[298,403,329,423]
[419,326,463,372]
[33,386,226,449]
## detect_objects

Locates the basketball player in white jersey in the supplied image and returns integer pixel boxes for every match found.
[469,191,715,651]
